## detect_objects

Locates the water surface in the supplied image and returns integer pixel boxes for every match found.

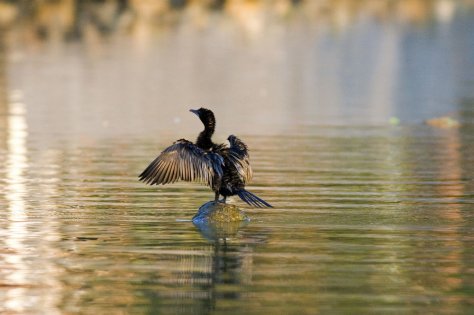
[1,2,474,314]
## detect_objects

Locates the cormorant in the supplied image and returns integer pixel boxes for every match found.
[139,108,272,208]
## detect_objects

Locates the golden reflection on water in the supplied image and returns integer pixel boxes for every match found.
[434,128,463,299]
[1,79,62,314]
[1,29,34,310]
[4,98,29,313]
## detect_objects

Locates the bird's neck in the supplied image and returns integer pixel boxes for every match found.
[196,124,215,150]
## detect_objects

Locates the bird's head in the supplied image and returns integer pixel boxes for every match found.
[190,107,215,129]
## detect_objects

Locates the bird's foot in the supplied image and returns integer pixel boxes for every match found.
[214,193,226,204]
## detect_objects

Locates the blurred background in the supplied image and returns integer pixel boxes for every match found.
[1,1,474,314]
[0,0,473,144]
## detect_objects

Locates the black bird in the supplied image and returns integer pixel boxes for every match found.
[138,108,272,208]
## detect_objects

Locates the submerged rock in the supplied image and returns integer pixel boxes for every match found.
[192,201,250,224]
[194,220,248,241]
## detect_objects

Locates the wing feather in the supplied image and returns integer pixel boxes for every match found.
[139,139,223,187]
[227,135,253,184]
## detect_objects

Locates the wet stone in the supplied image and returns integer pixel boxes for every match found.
[192,201,250,224]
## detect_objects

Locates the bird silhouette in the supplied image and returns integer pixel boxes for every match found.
[139,108,272,208]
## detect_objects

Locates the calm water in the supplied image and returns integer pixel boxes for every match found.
[1,2,474,314]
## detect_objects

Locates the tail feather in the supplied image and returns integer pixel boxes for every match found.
[237,189,273,208]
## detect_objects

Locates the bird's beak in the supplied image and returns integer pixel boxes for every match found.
[189,109,199,116]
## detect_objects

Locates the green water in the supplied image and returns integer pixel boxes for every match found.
[1,125,473,314]
[1,2,474,314]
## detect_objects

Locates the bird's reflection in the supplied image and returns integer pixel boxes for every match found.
[190,220,264,311]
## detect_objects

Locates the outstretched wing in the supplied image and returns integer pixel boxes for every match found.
[139,139,223,187]
[227,135,253,184]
